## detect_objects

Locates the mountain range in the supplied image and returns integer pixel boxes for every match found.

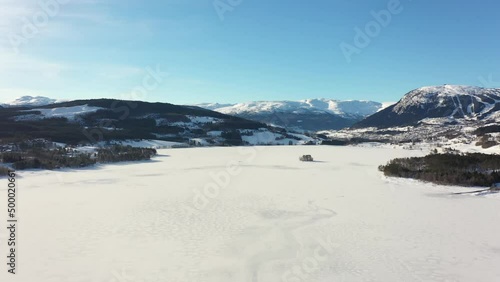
[2,96,392,132]
[2,85,499,148]
[0,99,316,146]
[196,99,392,131]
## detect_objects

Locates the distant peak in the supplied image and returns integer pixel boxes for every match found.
[3,95,58,107]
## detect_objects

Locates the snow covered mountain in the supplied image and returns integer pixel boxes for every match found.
[204,99,384,117]
[354,85,500,128]
[320,85,500,150]
[196,99,387,131]
[2,96,58,107]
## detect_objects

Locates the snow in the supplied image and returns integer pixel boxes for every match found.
[187,115,221,124]
[218,101,312,114]
[242,131,285,145]
[47,140,188,155]
[2,146,499,282]
[198,99,384,118]
[419,85,486,96]
[73,146,100,154]
[169,115,223,128]
[16,105,104,121]
[393,85,500,118]
[192,103,234,110]
[103,139,189,149]
[241,130,316,145]
[190,138,211,146]
[419,117,456,125]
[1,95,60,107]
[441,141,500,155]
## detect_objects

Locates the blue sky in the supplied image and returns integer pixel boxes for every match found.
[1,0,499,104]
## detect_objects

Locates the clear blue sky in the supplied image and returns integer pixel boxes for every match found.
[1,0,499,104]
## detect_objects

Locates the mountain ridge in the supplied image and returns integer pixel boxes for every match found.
[197,98,387,117]
[196,98,390,131]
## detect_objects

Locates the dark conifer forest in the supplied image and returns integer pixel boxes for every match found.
[379,153,500,187]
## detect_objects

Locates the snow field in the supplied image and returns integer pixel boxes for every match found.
[0,146,499,282]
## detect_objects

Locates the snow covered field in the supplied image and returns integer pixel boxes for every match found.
[1,146,499,282]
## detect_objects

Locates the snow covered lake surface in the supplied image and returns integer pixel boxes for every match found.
[1,146,499,282]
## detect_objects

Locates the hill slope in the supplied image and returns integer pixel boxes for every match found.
[0,99,315,146]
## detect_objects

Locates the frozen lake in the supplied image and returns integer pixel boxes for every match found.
[1,146,499,282]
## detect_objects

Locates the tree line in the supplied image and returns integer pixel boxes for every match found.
[0,145,157,171]
[379,153,500,187]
